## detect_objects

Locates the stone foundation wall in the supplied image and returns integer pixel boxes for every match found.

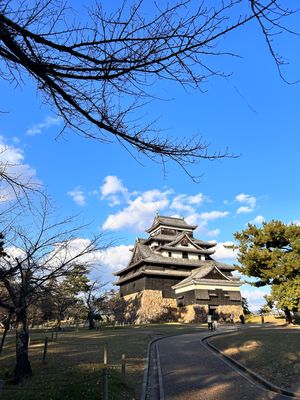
[216,305,244,322]
[123,290,177,324]
[122,290,243,324]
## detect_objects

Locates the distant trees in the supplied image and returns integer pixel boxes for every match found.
[0,1,299,177]
[235,220,300,323]
[0,200,107,382]
[41,265,90,328]
[84,280,108,330]
[241,297,251,315]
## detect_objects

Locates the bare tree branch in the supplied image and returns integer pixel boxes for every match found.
[0,1,298,178]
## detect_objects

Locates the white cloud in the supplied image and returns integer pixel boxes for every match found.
[170,193,205,213]
[46,238,95,267]
[188,193,206,205]
[206,228,220,237]
[67,186,86,206]
[199,211,229,221]
[0,137,38,202]
[185,214,223,238]
[237,206,253,214]
[102,189,170,231]
[250,215,265,224]
[240,286,271,312]
[235,193,256,214]
[95,245,132,272]
[100,176,129,206]
[292,220,300,226]
[213,241,238,261]
[26,115,62,136]
[100,177,228,236]
[3,246,27,260]
[170,195,194,213]
[49,239,131,272]
[185,211,229,237]
[235,193,256,207]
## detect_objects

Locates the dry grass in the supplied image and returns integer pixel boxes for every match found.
[244,314,286,324]
[0,323,204,399]
[210,327,300,390]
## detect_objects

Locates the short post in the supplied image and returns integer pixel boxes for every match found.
[261,315,265,324]
[51,329,54,341]
[43,337,48,363]
[103,343,108,400]
[121,354,126,381]
[55,327,58,341]
[103,342,108,365]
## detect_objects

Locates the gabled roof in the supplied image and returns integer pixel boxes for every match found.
[165,233,202,249]
[114,241,235,277]
[155,233,215,255]
[172,265,241,290]
[143,233,215,248]
[146,215,197,233]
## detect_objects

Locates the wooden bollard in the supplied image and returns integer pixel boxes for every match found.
[103,343,108,365]
[55,328,58,341]
[43,337,48,363]
[103,343,109,400]
[121,354,126,380]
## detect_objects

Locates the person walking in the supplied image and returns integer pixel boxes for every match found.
[212,319,218,331]
[207,314,213,331]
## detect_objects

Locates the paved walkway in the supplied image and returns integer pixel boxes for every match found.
[155,330,295,400]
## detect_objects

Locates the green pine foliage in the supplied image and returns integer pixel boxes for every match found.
[234,220,300,316]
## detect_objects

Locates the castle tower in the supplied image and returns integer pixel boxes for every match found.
[114,215,243,323]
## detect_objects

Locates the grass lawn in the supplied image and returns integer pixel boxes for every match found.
[209,327,300,391]
[0,324,205,399]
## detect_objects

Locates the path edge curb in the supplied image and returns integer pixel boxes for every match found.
[140,337,163,400]
[202,332,300,399]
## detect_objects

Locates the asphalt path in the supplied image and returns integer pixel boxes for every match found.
[157,331,294,400]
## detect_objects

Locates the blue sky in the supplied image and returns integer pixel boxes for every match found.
[1,1,300,311]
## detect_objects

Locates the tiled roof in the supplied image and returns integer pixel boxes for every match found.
[172,265,241,290]
[156,245,215,255]
[143,233,215,248]
[114,268,190,285]
[114,242,235,276]
[145,215,197,232]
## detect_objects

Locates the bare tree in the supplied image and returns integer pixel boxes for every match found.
[0,200,109,382]
[0,1,298,178]
[84,280,107,330]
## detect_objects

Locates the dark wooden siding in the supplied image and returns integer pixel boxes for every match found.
[120,277,146,296]
[177,289,241,307]
[145,276,182,298]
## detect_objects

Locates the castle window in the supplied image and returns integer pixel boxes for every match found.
[177,295,184,307]
[168,251,172,257]
[182,252,188,259]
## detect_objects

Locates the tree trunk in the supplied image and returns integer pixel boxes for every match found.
[88,311,95,330]
[0,321,10,354]
[284,308,293,324]
[13,308,32,382]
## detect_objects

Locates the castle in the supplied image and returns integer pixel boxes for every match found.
[114,215,243,323]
